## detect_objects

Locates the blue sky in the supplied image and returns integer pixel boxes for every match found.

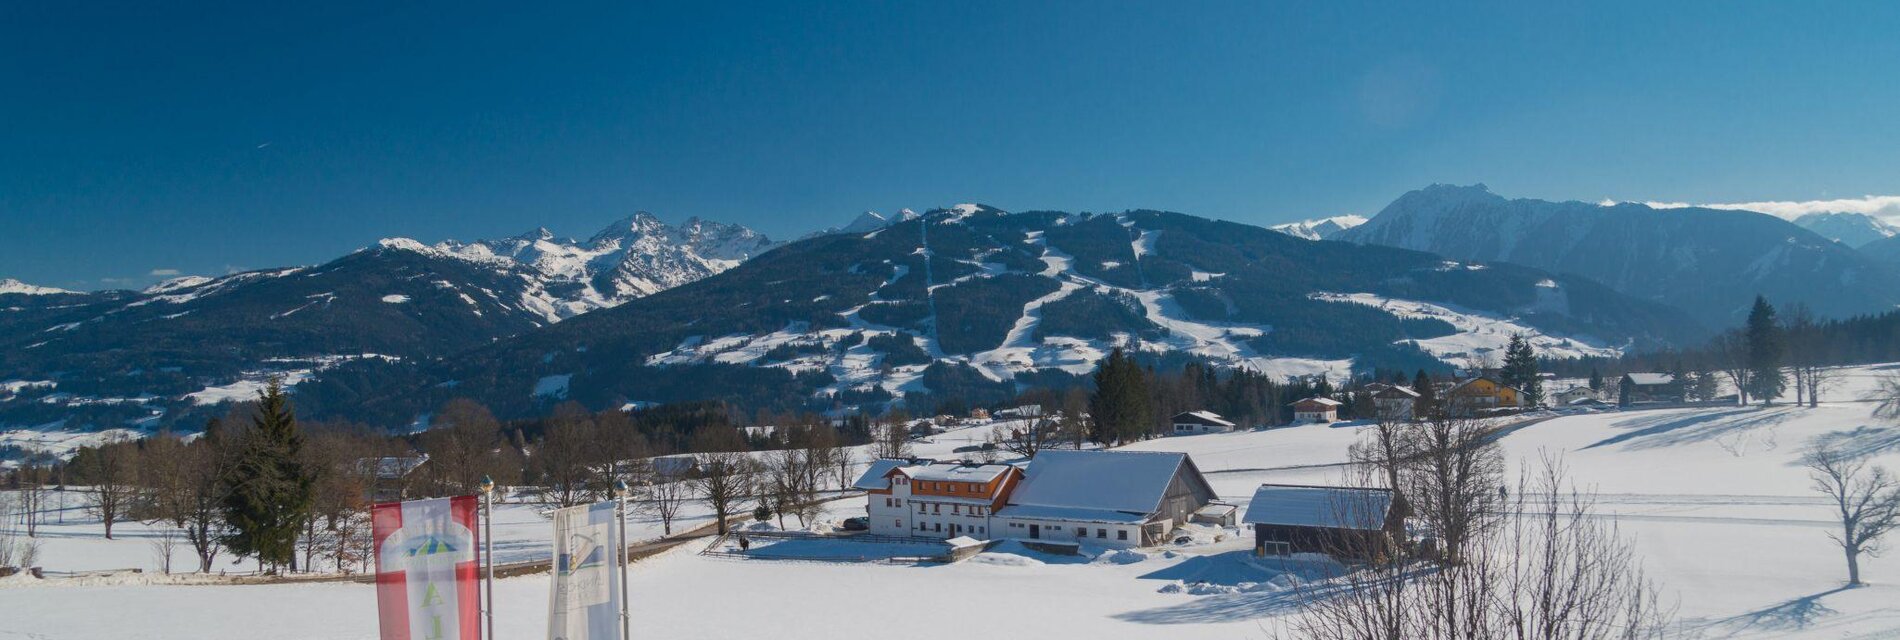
[4,1,1899,289]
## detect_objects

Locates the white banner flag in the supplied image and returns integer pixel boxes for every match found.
[549,501,622,640]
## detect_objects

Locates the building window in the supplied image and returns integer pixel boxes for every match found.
[1118,530,1128,541]
[948,484,957,493]
[896,520,902,528]
[1097,528,1107,538]
[952,505,960,514]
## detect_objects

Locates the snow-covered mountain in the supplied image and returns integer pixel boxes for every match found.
[1792,211,1898,248]
[383,213,779,322]
[1269,215,1367,241]
[1336,184,1900,328]
[0,213,777,435]
[308,204,1699,424]
[0,278,75,295]
[809,208,922,237]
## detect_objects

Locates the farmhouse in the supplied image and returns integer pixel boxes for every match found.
[854,458,1021,539]
[1446,376,1524,413]
[993,450,1221,549]
[1243,483,1399,560]
[1553,386,1599,406]
[1291,397,1342,423]
[1620,373,1682,406]
[1370,385,1420,420]
[1170,410,1237,435]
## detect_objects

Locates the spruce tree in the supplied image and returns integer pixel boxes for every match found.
[1089,348,1152,445]
[220,379,315,573]
[1588,368,1604,393]
[1412,369,1437,420]
[1744,296,1786,405]
[1501,335,1543,407]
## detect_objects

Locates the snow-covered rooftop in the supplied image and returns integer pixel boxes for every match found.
[1172,410,1235,427]
[1374,385,1420,398]
[1242,484,1392,531]
[851,458,912,490]
[1005,450,1197,516]
[902,463,1013,483]
[1624,373,1677,386]
[1292,397,1343,407]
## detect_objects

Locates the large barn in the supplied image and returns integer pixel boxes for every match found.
[992,450,1222,549]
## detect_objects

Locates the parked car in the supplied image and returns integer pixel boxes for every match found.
[841,517,870,531]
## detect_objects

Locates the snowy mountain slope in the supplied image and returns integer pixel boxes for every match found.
[1337,184,1900,327]
[0,214,776,435]
[389,212,779,321]
[0,278,75,295]
[1269,214,1367,240]
[1792,211,1898,248]
[309,204,1702,425]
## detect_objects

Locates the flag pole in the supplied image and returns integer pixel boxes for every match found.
[479,475,497,640]
[613,479,632,640]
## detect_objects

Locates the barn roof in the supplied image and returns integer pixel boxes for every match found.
[1004,450,1200,517]
[1624,373,1676,386]
[1292,397,1343,407]
[1243,484,1393,531]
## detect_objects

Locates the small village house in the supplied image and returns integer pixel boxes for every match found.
[356,455,429,502]
[1291,397,1342,423]
[1445,376,1524,414]
[1619,373,1683,406]
[1243,483,1400,561]
[1370,385,1420,420]
[1170,410,1237,435]
[1553,386,1599,406]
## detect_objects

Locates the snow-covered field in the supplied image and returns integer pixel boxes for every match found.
[6,366,1900,638]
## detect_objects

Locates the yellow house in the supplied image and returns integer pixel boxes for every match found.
[1445,376,1523,413]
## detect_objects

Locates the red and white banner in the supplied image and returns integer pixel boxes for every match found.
[373,496,482,640]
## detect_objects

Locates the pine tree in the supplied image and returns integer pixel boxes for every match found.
[1500,335,1543,407]
[1089,348,1152,445]
[1744,296,1786,405]
[1412,369,1437,420]
[220,379,316,573]
[1588,368,1604,393]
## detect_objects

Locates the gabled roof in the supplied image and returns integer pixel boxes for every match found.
[1291,396,1343,407]
[1172,410,1235,427]
[1004,450,1206,517]
[1449,376,1521,396]
[1623,373,1676,386]
[1243,484,1393,531]
[852,458,913,490]
[1373,385,1420,399]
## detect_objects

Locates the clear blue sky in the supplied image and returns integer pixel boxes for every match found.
[5,1,1899,289]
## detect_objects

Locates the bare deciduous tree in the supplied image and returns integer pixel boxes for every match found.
[1803,441,1900,586]
[691,428,753,535]
[1405,413,1504,566]
[74,435,139,540]
[1287,458,1673,640]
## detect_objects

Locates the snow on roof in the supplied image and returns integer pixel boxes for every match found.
[1374,385,1420,398]
[1624,373,1676,386]
[1292,397,1343,407]
[944,536,985,548]
[1194,503,1237,516]
[1173,410,1235,427]
[902,463,1013,483]
[1243,484,1393,531]
[852,458,912,490]
[1006,450,1194,516]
